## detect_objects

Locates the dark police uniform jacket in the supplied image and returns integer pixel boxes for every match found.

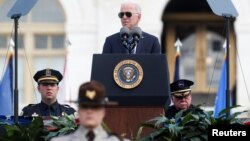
[165,104,195,119]
[21,101,76,116]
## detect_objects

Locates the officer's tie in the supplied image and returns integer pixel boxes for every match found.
[86,130,95,141]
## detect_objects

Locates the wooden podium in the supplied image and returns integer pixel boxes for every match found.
[91,54,170,139]
[104,107,164,139]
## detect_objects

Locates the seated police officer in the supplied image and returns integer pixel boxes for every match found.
[51,80,127,141]
[165,79,195,119]
[21,68,76,117]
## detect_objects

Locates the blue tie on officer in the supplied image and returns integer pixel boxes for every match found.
[21,68,76,117]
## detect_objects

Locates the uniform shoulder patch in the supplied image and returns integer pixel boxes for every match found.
[27,104,36,107]
[21,104,38,116]
[61,104,71,108]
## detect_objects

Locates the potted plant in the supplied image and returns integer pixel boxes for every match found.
[136,106,247,141]
[0,114,76,141]
[0,113,114,141]
[0,116,45,141]
[43,113,78,141]
[44,112,112,141]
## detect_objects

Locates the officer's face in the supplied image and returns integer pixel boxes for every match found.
[78,106,105,129]
[172,91,192,110]
[38,83,59,103]
[119,3,141,29]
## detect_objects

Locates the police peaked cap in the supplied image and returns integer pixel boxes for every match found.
[170,79,194,94]
[33,68,63,84]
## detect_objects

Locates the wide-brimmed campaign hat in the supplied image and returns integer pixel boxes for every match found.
[170,79,194,96]
[33,68,63,84]
[76,80,118,106]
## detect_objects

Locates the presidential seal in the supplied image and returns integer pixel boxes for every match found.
[113,60,143,89]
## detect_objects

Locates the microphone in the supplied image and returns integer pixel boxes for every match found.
[120,27,130,43]
[131,27,142,43]
[120,27,132,54]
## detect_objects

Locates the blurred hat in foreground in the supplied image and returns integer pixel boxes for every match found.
[76,80,118,106]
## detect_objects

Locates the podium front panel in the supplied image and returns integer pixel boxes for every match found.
[91,54,170,106]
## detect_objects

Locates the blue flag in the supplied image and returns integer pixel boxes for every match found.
[173,52,180,81]
[214,59,227,118]
[0,53,13,116]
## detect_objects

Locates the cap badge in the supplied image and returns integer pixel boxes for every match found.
[178,81,185,88]
[45,69,51,76]
[86,90,96,100]
[32,112,39,117]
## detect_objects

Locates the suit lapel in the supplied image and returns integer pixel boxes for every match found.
[116,33,127,53]
[136,32,144,53]
[120,40,127,53]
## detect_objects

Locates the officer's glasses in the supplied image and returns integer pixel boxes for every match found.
[174,95,190,100]
[118,11,139,18]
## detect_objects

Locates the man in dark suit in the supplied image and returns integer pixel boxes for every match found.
[21,68,76,117]
[102,1,161,54]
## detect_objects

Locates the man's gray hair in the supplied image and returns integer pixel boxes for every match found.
[121,0,141,14]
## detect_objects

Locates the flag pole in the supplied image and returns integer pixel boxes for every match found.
[11,14,21,123]
[225,16,231,118]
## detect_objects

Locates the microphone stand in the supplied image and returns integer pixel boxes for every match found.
[7,0,39,124]
[121,34,139,54]
[127,43,136,54]
[125,38,137,54]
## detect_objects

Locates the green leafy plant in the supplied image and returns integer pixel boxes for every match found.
[43,113,78,141]
[136,106,247,141]
[212,106,246,125]
[137,115,182,141]
[44,112,113,140]
[0,117,45,141]
[0,113,113,141]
